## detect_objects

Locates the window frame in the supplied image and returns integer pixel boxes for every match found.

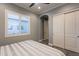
[5,9,30,37]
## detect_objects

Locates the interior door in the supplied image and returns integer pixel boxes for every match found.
[65,12,76,52]
[75,11,79,53]
[53,14,64,48]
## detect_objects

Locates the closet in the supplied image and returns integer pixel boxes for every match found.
[53,10,79,53]
[75,11,79,53]
[65,11,76,52]
[53,14,64,48]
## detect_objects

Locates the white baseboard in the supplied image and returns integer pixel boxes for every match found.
[38,39,46,42]
[48,43,53,46]
[38,40,43,42]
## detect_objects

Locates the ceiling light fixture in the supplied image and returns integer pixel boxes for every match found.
[38,7,41,9]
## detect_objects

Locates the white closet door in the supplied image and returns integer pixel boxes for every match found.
[75,11,79,53]
[65,12,76,52]
[53,14,64,48]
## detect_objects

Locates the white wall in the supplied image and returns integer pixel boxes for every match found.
[40,3,79,45]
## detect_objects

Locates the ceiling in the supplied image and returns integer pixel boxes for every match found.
[14,3,65,14]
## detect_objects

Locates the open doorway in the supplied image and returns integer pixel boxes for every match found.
[40,15,49,45]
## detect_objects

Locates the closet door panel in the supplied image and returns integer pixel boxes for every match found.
[65,35,76,51]
[75,11,79,53]
[53,14,64,48]
[65,12,75,35]
[65,12,76,51]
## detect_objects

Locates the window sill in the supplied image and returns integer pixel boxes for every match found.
[5,33,30,37]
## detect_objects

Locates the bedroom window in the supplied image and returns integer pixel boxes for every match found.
[5,10,30,37]
[21,16,30,33]
[8,14,20,34]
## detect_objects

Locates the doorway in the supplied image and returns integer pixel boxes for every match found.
[40,15,49,45]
